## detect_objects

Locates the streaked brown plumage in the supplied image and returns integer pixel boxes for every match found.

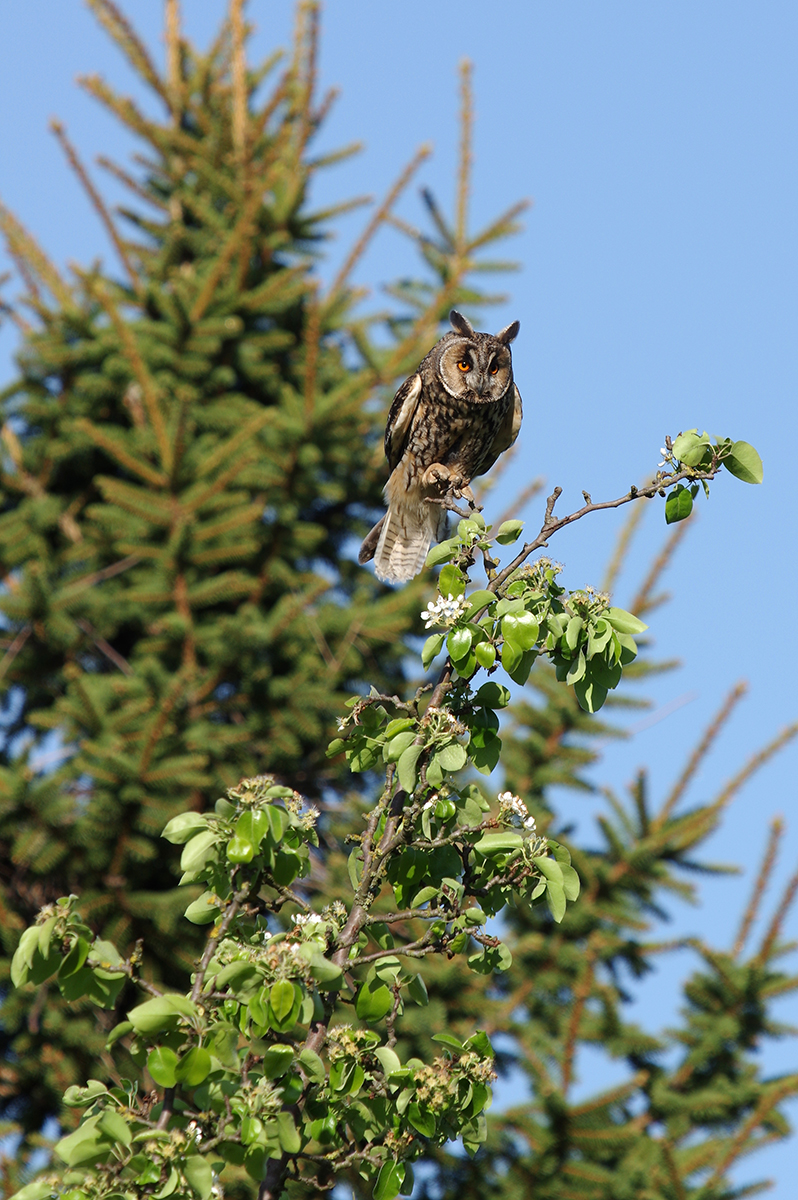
[359,310,523,583]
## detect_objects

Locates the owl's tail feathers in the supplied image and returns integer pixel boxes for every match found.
[358,516,385,566]
[371,501,446,584]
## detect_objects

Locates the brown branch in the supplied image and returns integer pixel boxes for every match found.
[490,464,727,594]
[75,618,133,675]
[733,818,783,958]
[654,682,748,829]
[50,120,140,290]
[230,0,248,170]
[0,626,31,681]
[455,60,474,251]
[601,501,647,596]
[629,514,693,616]
[327,145,431,301]
[756,862,798,966]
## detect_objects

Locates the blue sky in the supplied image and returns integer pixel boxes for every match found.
[1,2,797,1193]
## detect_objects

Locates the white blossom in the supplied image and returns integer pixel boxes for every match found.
[420,593,469,630]
[498,790,536,831]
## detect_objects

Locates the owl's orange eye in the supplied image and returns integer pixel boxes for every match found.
[489,362,500,375]
[457,359,471,372]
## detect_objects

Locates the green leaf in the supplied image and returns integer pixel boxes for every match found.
[604,607,648,635]
[425,537,460,567]
[421,632,445,669]
[184,1155,214,1200]
[665,484,693,524]
[6,1182,57,1200]
[565,615,583,651]
[128,993,196,1034]
[672,430,710,465]
[269,979,296,1023]
[473,641,496,669]
[464,588,497,613]
[276,1111,301,1154]
[374,1161,406,1200]
[724,440,763,484]
[179,829,218,874]
[58,936,90,980]
[298,1047,326,1083]
[408,1102,436,1137]
[447,626,473,662]
[407,972,429,1007]
[438,563,466,597]
[262,1044,295,1079]
[63,1079,108,1108]
[435,742,468,772]
[474,831,524,855]
[573,676,609,713]
[432,1032,464,1051]
[147,1046,178,1087]
[495,519,524,544]
[473,682,511,709]
[98,1108,132,1147]
[162,812,209,844]
[355,977,394,1022]
[184,891,222,925]
[546,879,567,923]
[55,1116,108,1166]
[501,611,539,651]
[397,742,423,793]
[375,1045,403,1075]
[175,1046,211,1087]
[384,730,417,763]
[347,848,363,890]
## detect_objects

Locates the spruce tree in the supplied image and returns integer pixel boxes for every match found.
[0,0,523,1146]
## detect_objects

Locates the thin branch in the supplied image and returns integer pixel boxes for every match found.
[654,682,748,828]
[629,514,693,616]
[0,625,31,680]
[327,145,431,301]
[455,60,474,251]
[75,619,133,675]
[490,463,728,594]
[733,819,783,958]
[50,120,140,290]
[756,863,798,966]
[230,0,248,169]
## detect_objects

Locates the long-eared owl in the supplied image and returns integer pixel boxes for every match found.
[359,309,522,583]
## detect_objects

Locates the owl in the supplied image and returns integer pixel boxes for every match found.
[358,309,522,584]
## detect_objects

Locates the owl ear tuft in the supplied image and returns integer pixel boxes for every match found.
[449,309,475,337]
[495,319,520,345]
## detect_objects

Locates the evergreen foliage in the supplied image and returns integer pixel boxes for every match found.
[0,5,796,1200]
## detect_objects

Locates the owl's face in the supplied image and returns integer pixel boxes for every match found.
[433,312,520,404]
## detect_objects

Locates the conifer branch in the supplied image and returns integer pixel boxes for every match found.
[0,202,74,309]
[654,682,748,829]
[756,863,798,966]
[165,0,183,118]
[601,501,647,596]
[0,626,31,681]
[629,514,693,616]
[189,186,262,322]
[455,61,474,253]
[87,279,173,473]
[230,0,248,171]
[707,722,798,823]
[87,0,170,106]
[327,145,432,302]
[50,120,141,292]
[734,818,783,958]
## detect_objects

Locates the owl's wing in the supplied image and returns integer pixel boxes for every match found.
[384,372,423,470]
[476,383,523,477]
